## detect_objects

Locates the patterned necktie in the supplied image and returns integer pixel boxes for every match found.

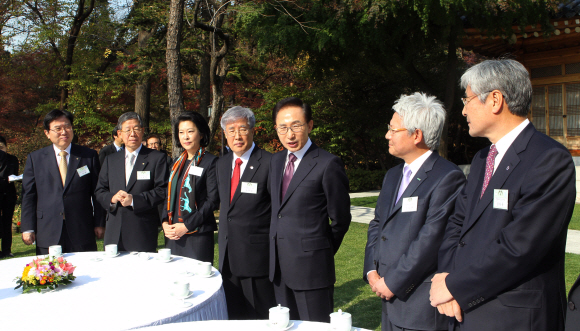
[230,158,243,203]
[126,153,136,185]
[59,150,68,186]
[480,144,498,198]
[281,153,297,201]
[396,165,412,204]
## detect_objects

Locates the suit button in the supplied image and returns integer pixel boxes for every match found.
[459,241,465,247]
[225,236,228,240]
[373,260,376,264]
[228,218,231,222]
[272,236,275,240]
[381,236,386,241]
[468,303,472,308]
[278,214,282,219]
[570,301,576,311]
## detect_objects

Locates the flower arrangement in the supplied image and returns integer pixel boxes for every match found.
[14,256,76,293]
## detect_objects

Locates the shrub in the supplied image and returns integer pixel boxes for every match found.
[346,169,385,192]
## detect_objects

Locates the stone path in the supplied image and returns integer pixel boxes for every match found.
[349,192,580,255]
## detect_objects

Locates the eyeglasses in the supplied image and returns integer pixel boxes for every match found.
[49,124,73,134]
[121,127,143,134]
[461,90,499,106]
[275,123,307,135]
[226,127,250,137]
[386,125,408,134]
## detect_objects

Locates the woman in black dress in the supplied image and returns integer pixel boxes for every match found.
[162,111,219,263]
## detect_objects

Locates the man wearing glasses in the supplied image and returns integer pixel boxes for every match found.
[216,106,276,319]
[269,97,351,322]
[21,109,105,254]
[95,112,169,252]
[363,93,465,331]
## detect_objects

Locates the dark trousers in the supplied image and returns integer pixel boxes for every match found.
[382,310,448,331]
[36,221,96,254]
[273,262,334,323]
[0,200,15,255]
[222,254,276,319]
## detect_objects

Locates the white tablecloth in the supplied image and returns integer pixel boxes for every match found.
[0,252,228,330]
[138,320,372,331]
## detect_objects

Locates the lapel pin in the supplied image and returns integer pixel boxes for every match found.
[417,178,421,181]
[142,163,145,165]
[250,166,254,169]
[76,157,79,160]
[506,166,510,171]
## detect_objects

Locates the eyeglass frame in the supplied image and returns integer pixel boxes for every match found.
[120,127,144,135]
[275,123,307,135]
[225,127,251,137]
[49,124,73,134]
[386,125,408,135]
[461,90,501,106]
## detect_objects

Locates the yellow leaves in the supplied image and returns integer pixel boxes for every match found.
[104,49,112,58]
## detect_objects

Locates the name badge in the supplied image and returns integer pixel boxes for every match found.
[493,189,509,210]
[241,182,258,194]
[402,197,418,212]
[137,171,150,180]
[76,165,90,177]
[189,166,203,177]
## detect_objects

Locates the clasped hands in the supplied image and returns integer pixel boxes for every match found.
[111,190,133,207]
[430,272,463,322]
[367,271,394,300]
[162,221,189,240]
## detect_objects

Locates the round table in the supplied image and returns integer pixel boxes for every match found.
[138,320,372,330]
[0,252,228,330]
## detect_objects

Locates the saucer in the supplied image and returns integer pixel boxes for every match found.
[179,271,194,276]
[195,271,215,278]
[90,257,103,262]
[170,290,194,299]
[267,321,294,330]
[103,252,120,258]
[156,256,173,263]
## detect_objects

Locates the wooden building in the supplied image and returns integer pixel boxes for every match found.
[461,1,580,154]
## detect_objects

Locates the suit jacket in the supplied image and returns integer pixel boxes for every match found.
[217,146,272,277]
[438,123,576,331]
[162,152,219,234]
[269,143,351,290]
[95,147,169,252]
[98,143,121,166]
[567,274,580,331]
[0,150,18,204]
[363,152,465,330]
[21,144,105,249]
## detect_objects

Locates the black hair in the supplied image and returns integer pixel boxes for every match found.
[173,111,211,148]
[146,133,161,143]
[0,135,6,146]
[112,126,119,138]
[43,109,74,131]
[271,97,312,124]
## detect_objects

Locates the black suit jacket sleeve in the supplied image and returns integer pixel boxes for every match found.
[183,156,219,231]
[21,152,38,232]
[323,156,351,253]
[89,150,106,228]
[363,173,388,281]
[445,146,576,308]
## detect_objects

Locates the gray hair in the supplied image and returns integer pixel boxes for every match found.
[392,92,446,150]
[117,112,143,128]
[460,59,532,117]
[220,106,256,130]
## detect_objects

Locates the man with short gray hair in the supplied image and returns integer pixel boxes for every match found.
[363,92,466,331]
[216,106,276,319]
[431,59,576,330]
[95,112,169,252]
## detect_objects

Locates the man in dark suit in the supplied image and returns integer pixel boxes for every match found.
[21,109,105,254]
[567,274,580,330]
[216,106,276,319]
[269,97,351,322]
[95,112,168,252]
[98,126,123,166]
[0,136,19,257]
[364,93,465,331]
[430,59,576,331]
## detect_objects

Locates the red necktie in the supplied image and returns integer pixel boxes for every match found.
[480,145,498,198]
[231,158,243,203]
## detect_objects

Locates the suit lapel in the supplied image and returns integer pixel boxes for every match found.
[126,149,149,191]
[43,146,61,190]
[272,151,286,210]
[230,147,262,207]
[64,144,80,192]
[462,124,534,236]
[280,145,318,208]
[220,152,234,205]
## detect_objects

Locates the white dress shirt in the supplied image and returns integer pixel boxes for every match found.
[284,138,312,174]
[113,142,123,152]
[231,142,255,178]
[53,144,72,167]
[492,119,529,174]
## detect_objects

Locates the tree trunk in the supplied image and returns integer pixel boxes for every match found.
[207,57,228,151]
[166,0,185,157]
[136,30,153,132]
[440,23,459,160]
[198,44,211,120]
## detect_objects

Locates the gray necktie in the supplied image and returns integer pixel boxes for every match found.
[126,154,136,185]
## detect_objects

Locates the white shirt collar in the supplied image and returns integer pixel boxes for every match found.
[492,119,529,173]
[113,142,123,151]
[125,144,142,159]
[53,143,72,157]
[403,150,433,178]
[287,138,312,160]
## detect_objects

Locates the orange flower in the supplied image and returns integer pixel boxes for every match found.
[40,279,46,285]
[22,266,31,279]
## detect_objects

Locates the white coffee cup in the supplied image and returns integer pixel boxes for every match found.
[269,304,290,329]
[329,309,352,331]
[197,261,212,276]
[105,244,118,257]
[48,245,62,257]
[171,280,189,297]
[158,248,171,261]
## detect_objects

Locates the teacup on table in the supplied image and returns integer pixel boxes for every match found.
[330,309,352,331]
[269,304,290,329]
[196,262,212,276]
[171,280,190,297]
[105,244,118,257]
[49,245,62,257]
[158,248,171,261]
